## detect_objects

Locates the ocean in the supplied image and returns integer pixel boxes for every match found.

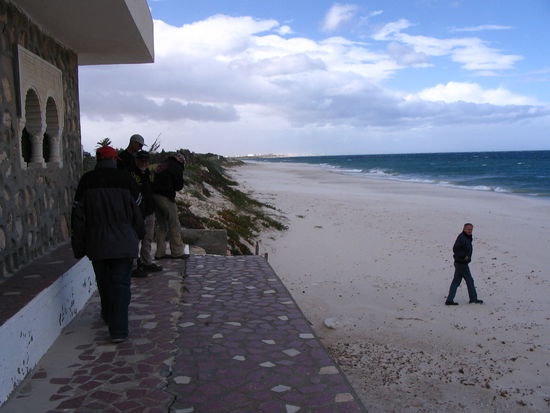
[255,151,550,198]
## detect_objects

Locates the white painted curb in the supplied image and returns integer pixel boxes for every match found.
[0,258,96,406]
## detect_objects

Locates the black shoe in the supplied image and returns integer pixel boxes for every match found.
[111,336,127,344]
[445,301,459,305]
[469,299,484,304]
[141,263,163,272]
[132,268,148,278]
[155,255,172,260]
[171,255,188,260]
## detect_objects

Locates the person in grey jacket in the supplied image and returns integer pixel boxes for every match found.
[71,145,144,343]
[445,223,483,305]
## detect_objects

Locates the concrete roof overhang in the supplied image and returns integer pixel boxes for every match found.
[11,0,154,65]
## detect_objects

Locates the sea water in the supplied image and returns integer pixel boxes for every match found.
[257,151,550,198]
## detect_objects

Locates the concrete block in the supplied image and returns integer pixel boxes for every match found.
[181,229,227,256]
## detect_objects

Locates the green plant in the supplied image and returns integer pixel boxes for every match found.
[178,207,204,229]
[164,148,287,255]
[96,138,112,147]
[176,199,191,208]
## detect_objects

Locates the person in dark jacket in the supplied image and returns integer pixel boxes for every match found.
[118,134,147,173]
[131,150,162,276]
[445,223,483,305]
[152,152,185,259]
[71,145,145,343]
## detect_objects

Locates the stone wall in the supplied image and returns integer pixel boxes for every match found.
[0,2,82,279]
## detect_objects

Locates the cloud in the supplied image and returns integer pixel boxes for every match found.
[81,91,239,122]
[373,19,522,72]
[153,16,279,59]
[449,40,522,71]
[80,14,403,119]
[78,14,547,153]
[408,82,541,106]
[451,24,513,33]
[322,3,359,32]
[276,25,293,35]
[386,42,430,66]
[281,82,546,129]
[372,19,413,41]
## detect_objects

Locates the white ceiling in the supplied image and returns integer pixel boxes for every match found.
[11,0,154,65]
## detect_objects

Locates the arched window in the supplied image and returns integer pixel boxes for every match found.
[23,89,42,165]
[21,127,32,163]
[42,132,51,162]
[17,46,64,168]
[44,97,60,163]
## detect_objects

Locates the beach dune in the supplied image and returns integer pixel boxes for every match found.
[233,161,550,413]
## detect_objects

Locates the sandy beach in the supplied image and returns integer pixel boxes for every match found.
[231,161,550,413]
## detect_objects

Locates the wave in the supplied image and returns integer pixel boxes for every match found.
[441,183,510,193]
[319,163,526,195]
[319,163,363,174]
[263,151,550,198]
[365,168,399,177]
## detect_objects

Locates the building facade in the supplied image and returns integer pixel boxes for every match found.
[0,1,80,279]
[0,0,154,280]
[0,0,153,403]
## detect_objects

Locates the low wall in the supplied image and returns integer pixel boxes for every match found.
[181,229,228,256]
[0,258,95,405]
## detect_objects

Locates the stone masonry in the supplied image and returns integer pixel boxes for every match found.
[0,1,82,280]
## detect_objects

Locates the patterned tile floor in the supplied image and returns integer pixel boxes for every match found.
[1,255,366,413]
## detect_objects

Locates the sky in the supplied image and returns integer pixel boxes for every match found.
[78,0,550,156]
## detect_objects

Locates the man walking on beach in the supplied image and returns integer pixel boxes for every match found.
[71,145,144,343]
[445,223,483,305]
[153,152,186,259]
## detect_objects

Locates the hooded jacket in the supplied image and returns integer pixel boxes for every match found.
[453,231,473,264]
[71,159,144,260]
[152,156,184,202]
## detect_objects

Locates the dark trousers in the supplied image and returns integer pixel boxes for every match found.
[92,258,133,339]
[447,262,478,302]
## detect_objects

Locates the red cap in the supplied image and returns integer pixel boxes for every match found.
[96,145,120,160]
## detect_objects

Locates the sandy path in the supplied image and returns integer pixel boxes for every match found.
[231,161,550,412]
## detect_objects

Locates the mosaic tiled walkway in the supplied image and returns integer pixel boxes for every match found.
[1,256,366,413]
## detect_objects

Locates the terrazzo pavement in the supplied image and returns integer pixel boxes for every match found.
[1,255,367,413]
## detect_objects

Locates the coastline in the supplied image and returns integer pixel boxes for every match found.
[231,161,550,412]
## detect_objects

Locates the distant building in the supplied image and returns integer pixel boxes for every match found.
[0,0,154,280]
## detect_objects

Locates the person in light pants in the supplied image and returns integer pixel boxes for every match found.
[153,153,186,259]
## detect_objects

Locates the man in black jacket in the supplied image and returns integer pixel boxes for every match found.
[71,146,144,343]
[131,150,162,276]
[152,152,185,259]
[118,134,147,173]
[445,223,483,305]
